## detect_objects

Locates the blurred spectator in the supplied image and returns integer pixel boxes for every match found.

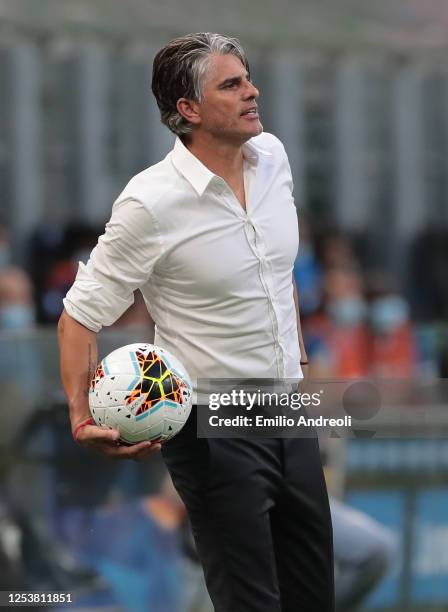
[316,231,361,271]
[28,221,100,324]
[331,498,397,612]
[31,221,155,330]
[367,272,417,378]
[0,267,35,330]
[28,223,68,323]
[305,266,370,379]
[0,266,39,442]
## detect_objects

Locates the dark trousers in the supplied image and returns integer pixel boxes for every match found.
[162,409,335,612]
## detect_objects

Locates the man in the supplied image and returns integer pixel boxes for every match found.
[58,33,334,611]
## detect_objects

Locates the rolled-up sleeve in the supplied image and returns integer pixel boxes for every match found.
[63,198,163,332]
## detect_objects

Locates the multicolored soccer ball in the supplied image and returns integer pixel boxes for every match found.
[89,343,193,444]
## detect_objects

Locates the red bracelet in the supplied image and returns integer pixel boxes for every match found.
[73,417,95,441]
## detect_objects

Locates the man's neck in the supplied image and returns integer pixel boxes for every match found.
[186,134,246,183]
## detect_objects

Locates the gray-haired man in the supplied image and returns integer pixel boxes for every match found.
[59,33,334,611]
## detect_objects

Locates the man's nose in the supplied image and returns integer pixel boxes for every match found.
[243,80,259,100]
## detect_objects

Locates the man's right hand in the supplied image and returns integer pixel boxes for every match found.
[75,423,162,461]
[59,311,162,461]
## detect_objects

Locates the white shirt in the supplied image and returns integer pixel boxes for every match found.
[64,132,302,400]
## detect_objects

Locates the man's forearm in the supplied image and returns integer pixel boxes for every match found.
[58,309,98,433]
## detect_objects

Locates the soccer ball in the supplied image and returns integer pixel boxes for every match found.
[88,343,193,444]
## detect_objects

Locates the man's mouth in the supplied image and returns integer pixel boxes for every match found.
[241,107,258,116]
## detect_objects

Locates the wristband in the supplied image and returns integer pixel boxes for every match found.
[73,417,95,441]
[300,361,309,366]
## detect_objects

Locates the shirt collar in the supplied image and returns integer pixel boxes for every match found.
[171,136,270,197]
[171,137,215,197]
[243,138,271,166]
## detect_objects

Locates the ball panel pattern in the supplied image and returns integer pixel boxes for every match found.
[88,343,192,443]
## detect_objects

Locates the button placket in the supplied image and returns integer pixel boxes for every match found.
[224,169,286,378]
[242,220,285,377]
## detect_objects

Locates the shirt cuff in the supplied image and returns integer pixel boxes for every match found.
[63,297,103,333]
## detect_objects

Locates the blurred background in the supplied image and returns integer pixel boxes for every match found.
[1,0,448,610]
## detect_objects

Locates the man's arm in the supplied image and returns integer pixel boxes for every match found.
[58,309,161,459]
[292,276,309,379]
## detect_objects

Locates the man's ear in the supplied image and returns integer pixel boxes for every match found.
[177,98,201,126]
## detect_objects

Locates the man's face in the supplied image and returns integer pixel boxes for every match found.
[193,53,262,144]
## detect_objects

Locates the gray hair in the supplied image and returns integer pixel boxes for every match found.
[151,32,250,139]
